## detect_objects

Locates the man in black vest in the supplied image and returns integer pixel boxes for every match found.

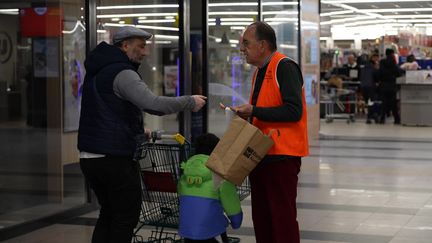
[77,26,206,243]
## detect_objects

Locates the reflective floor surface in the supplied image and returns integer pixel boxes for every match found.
[3,119,432,243]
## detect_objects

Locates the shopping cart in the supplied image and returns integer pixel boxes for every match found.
[321,87,356,124]
[133,132,250,243]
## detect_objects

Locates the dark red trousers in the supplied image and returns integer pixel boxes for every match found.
[249,157,301,243]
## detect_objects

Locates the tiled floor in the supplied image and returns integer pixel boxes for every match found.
[3,119,432,243]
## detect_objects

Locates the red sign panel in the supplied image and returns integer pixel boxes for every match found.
[20,7,63,37]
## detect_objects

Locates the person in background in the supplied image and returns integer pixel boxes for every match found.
[77,26,206,243]
[343,54,359,81]
[359,53,379,124]
[400,54,420,71]
[178,133,242,243]
[223,21,309,243]
[378,48,404,124]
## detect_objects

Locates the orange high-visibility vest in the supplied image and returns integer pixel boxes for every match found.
[250,52,309,156]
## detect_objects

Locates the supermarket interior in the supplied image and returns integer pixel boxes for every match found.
[0,0,432,242]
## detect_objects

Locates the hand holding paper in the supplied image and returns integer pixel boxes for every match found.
[219,103,253,120]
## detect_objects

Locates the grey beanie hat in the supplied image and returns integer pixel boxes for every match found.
[112,26,153,44]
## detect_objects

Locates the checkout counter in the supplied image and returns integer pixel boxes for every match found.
[397,70,432,126]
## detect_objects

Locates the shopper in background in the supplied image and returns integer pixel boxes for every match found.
[223,21,309,243]
[378,48,404,124]
[359,53,380,124]
[343,54,359,81]
[400,54,420,71]
[77,26,206,243]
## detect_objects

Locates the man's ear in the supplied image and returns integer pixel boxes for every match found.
[120,40,129,52]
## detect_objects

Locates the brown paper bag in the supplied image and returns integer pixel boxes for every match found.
[206,116,274,185]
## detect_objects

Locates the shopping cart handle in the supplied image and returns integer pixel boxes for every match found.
[151,131,186,145]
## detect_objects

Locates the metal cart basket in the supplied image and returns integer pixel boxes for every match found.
[133,133,250,243]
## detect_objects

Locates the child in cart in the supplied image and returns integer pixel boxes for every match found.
[178,133,243,243]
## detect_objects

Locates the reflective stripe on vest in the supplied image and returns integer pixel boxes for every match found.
[249,52,309,156]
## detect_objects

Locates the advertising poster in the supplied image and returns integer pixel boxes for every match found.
[63,21,85,132]
[163,65,178,96]
[304,74,318,105]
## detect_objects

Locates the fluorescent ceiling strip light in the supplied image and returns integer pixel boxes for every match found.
[97,13,177,18]
[104,23,179,31]
[344,19,395,27]
[322,0,432,3]
[208,11,258,15]
[280,44,297,49]
[321,16,374,25]
[209,3,257,7]
[220,22,253,26]
[264,17,297,22]
[63,21,86,34]
[97,30,106,33]
[262,11,298,15]
[209,18,254,22]
[208,22,252,26]
[231,26,246,30]
[415,24,432,26]
[154,34,179,40]
[396,19,432,23]
[97,4,178,10]
[320,10,353,17]
[230,44,237,48]
[323,2,387,22]
[0,8,18,11]
[382,15,432,19]
[0,9,18,15]
[229,40,239,44]
[363,8,432,13]
[262,2,298,5]
[138,19,175,23]
[154,40,172,44]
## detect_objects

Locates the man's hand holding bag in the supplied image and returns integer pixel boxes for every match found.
[206,115,274,186]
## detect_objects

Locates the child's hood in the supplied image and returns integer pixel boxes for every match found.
[181,154,212,184]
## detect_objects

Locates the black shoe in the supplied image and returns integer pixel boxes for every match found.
[366,119,372,124]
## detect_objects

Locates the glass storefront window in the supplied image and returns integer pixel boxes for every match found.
[0,0,86,230]
[96,0,181,133]
[263,0,299,62]
[207,0,258,136]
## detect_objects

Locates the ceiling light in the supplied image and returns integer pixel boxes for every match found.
[97,4,178,10]
[280,44,297,49]
[321,16,375,25]
[322,0,432,3]
[209,3,257,7]
[230,26,246,30]
[365,8,432,13]
[154,40,172,44]
[262,11,298,15]
[209,18,254,22]
[104,23,179,32]
[154,34,179,40]
[0,8,18,15]
[264,17,297,22]
[208,11,258,15]
[262,2,298,5]
[320,10,353,17]
[138,19,176,24]
[97,13,178,18]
